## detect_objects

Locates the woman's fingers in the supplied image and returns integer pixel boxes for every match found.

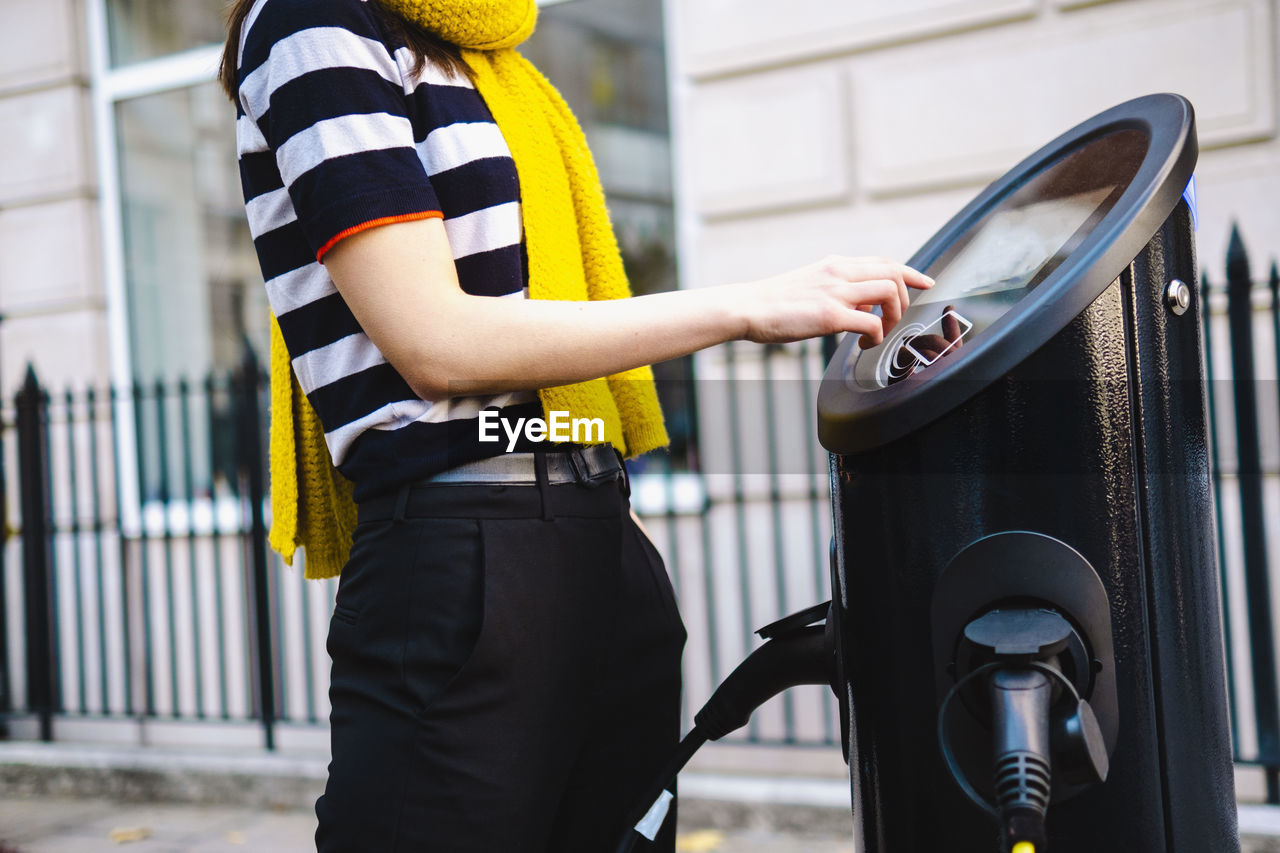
[821,257,932,343]
[825,257,934,292]
[873,278,903,332]
[845,310,884,347]
[735,254,931,345]
[900,264,935,290]
[843,279,901,335]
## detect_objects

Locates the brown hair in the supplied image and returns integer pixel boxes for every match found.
[218,0,472,102]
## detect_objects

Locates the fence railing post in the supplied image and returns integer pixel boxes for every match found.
[1270,261,1279,429]
[16,363,58,741]
[1202,271,1238,749]
[1225,225,1280,803]
[0,354,9,735]
[237,345,275,751]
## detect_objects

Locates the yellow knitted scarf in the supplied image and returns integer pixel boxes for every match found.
[268,0,669,579]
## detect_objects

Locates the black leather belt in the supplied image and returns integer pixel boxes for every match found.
[411,444,623,486]
[357,445,628,524]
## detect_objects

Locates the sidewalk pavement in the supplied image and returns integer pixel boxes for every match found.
[0,797,856,853]
[2,742,1279,851]
[4,797,1280,852]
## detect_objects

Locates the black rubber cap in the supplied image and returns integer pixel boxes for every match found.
[964,608,1074,661]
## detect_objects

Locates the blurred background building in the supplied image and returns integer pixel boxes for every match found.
[0,0,1278,810]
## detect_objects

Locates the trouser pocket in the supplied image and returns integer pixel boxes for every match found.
[628,514,686,643]
[326,516,485,718]
[401,518,485,715]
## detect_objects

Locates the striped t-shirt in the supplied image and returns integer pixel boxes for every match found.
[235,0,544,500]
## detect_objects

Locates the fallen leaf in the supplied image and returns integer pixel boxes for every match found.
[226,831,246,845]
[676,829,725,852]
[108,827,152,844]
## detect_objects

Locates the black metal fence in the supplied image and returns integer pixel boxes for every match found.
[0,353,284,745]
[0,336,841,752]
[1204,227,1280,801]
[0,232,1278,784]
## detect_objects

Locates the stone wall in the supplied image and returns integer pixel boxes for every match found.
[669,0,1278,290]
[0,0,108,393]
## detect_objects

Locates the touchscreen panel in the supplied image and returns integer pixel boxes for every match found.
[848,129,1148,390]
[914,187,1115,307]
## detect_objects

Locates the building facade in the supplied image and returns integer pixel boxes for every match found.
[1,0,1277,778]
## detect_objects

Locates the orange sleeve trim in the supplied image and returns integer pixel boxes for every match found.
[315,210,445,263]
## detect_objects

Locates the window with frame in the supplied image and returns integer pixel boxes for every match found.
[99,0,694,505]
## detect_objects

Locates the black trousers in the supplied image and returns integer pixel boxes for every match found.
[314,467,686,852]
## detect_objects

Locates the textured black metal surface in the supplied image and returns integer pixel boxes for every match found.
[1123,203,1237,849]
[831,204,1236,852]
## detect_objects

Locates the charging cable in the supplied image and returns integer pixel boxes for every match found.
[615,617,833,853]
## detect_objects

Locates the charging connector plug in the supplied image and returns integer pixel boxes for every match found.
[990,666,1053,851]
[940,606,1108,852]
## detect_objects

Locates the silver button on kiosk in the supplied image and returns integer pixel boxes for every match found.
[818,93,1236,852]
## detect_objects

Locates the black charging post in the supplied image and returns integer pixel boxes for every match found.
[619,94,1237,853]
[818,94,1237,852]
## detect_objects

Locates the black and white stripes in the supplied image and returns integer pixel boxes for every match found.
[236,0,541,499]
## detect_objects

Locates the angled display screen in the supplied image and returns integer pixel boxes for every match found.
[914,186,1115,307]
[848,129,1148,390]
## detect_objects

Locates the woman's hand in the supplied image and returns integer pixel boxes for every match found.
[727,255,933,347]
[323,219,933,398]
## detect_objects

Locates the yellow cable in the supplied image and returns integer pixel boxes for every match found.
[1012,843,1036,853]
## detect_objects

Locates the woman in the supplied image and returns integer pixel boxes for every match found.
[219,0,932,850]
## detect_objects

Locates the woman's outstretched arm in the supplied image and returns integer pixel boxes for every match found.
[323,216,933,399]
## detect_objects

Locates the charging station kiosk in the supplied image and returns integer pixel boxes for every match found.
[817,93,1237,851]
[619,93,1238,853]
